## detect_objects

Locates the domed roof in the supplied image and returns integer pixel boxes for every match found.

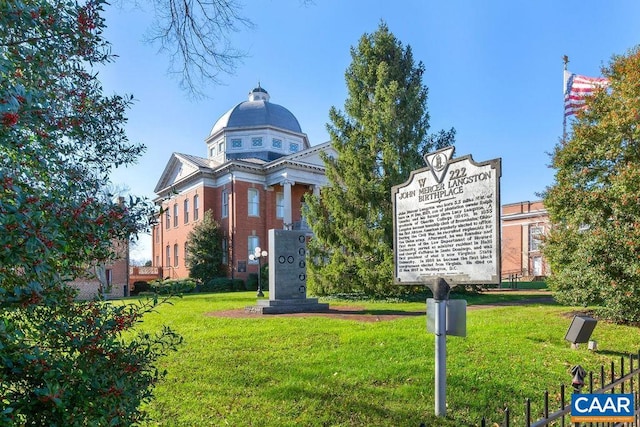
[209,84,302,136]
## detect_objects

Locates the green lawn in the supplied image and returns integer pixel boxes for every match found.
[133,292,640,426]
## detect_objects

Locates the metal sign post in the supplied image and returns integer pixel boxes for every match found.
[431,278,451,417]
[391,146,501,418]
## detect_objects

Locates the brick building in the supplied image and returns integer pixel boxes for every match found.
[501,200,550,280]
[152,85,333,281]
[151,84,553,284]
[71,239,129,299]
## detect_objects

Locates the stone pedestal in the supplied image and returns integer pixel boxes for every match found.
[245,229,330,314]
[246,298,329,314]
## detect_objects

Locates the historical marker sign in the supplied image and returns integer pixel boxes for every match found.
[392,146,502,285]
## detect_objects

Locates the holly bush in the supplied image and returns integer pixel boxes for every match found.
[1,0,182,424]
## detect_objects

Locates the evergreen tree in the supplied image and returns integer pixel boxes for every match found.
[543,46,640,323]
[185,210,226,284]
[304,22,455,296]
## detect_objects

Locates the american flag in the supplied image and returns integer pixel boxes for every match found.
[564,70,609,117]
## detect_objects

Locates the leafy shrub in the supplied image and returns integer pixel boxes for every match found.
[232,279,246,291]
[200,278,232,292]
[150,279,197,295]
[260,263,269,290]
[0,0,182,424]
[132,281,150,296]
[199,278,245,293]
[246,274,258,291]
[10,297,182,425]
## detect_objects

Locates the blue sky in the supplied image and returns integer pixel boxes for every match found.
[97,1,640,261]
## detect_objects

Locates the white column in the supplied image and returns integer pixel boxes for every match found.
[283,179,293,230]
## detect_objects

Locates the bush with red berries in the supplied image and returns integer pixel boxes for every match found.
[1,1,182,424]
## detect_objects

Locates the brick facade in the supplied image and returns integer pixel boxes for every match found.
[153,86,333,284]
[152,178,313,282]
[70,253,129,300]
[501,200,550,279]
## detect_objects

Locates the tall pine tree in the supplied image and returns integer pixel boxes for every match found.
[305,22,454,296]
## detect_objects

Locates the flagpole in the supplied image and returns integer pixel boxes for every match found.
[562,55,569,142]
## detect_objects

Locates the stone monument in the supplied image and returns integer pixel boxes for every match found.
[246,229,329,314]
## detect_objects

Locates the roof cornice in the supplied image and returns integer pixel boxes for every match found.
[205,125,310,145]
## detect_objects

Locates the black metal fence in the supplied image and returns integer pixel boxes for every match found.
[480,349,640,426]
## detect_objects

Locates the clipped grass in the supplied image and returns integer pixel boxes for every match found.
[133,292,640,426]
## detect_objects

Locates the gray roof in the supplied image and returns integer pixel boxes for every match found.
[210,100,302,136]
[176,152,213,169]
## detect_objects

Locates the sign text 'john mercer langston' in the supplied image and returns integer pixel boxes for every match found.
[392,147,501,285]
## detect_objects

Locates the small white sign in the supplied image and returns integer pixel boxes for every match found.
[392,146,501,285]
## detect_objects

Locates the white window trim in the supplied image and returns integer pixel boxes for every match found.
[248,188,259,217]
[276,192,284,219]
[248,236,259,264]
[222,190,229,218]
[529,225,543,252]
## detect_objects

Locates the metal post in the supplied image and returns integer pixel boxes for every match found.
[250,247,268,298]
[432,278,451,417]
[435,298,446,416]
[256,257,264,297]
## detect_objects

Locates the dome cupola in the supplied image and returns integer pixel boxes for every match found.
[206,84,309,163]
[209,84,301,136]
[248,83,270,102]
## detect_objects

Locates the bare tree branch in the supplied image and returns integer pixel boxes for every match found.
[111,0,315,97]
[144,0,253,97]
